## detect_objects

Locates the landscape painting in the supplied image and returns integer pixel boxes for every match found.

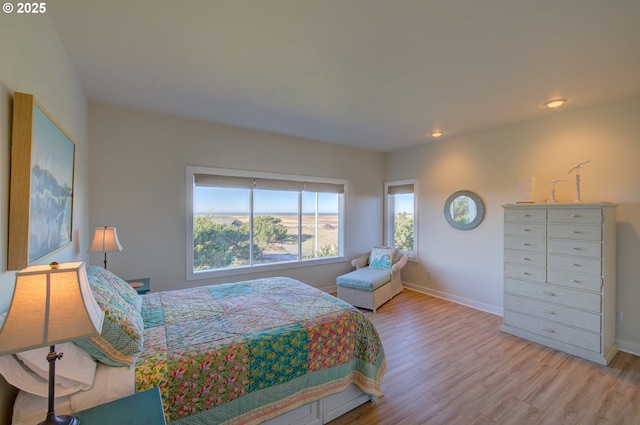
[8,92,75,270]
[28,102,75,262]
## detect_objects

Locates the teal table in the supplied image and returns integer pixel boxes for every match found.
[74,387,166,425]
[126,277,151,294]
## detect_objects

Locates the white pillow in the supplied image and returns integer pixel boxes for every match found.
[0,312,97,397]
[12,388,73,425]
[17,343,97,388]
[12,363,135,425]
[0,355,89,398]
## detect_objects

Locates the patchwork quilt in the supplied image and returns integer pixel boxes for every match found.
[135,277,386,424]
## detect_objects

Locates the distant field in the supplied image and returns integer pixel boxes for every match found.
[232,214,338,259]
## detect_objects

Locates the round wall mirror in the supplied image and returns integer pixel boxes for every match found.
[444,190,485,230]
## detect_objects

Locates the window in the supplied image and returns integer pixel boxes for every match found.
[187,166,346,280]
[384,180,418,260]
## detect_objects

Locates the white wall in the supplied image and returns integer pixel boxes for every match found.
[0,14,89,312]
[385,95,640,355]
[88,103,384,293]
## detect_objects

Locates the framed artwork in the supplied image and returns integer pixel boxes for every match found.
[8,92,75,270]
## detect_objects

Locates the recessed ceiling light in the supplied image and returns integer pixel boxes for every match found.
[543,98,567,108]
[430,131,444,138]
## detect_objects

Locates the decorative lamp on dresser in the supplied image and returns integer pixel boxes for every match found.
[501,203,617,365]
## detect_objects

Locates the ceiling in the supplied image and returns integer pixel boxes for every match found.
[48,1,640,153]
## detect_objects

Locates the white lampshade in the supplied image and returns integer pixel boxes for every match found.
[88,226,123,253]
[0,262,104,355]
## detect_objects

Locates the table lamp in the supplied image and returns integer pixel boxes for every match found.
[0,262,104,425]
[88,226,123,269]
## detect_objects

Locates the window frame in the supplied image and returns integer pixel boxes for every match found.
[384,179,418,262]
[186,166,347,281]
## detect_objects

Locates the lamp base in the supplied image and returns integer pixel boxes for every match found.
[41,347,81,425]
[39,413,79,425]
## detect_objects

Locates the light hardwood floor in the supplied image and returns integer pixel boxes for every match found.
[329,290,640,425]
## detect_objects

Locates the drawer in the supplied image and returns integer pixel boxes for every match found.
[504,294,601,333]
[548,254,601,276]
[505,209,546,223]
[548,208,602,224]
[504,264,546,283]
[503,310,601,353]
[505,223,546,238]
[505,249,546,268]
[548,239,601,258]
[548,224,601,241]
[505,236,546,252]
[504,278,601,312]
[547,270,602,292]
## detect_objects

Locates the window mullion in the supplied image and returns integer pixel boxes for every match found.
[249,188,254,266]
[298,191,302,261]
[315,192,319,255]
[388,194,395,247]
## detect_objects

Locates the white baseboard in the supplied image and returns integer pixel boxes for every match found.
[402,282,503,316]
[402,282,640,359]
[322,284,338,295]
[616,339,640,357]
[328,279,640,358]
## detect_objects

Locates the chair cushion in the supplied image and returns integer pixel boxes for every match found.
[336,267,391,291]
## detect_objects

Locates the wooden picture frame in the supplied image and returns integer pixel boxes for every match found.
[8,92,75,270]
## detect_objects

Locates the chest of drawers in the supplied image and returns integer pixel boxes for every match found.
[500,203,617,365]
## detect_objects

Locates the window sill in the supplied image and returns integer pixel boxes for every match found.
[188,255,347,281]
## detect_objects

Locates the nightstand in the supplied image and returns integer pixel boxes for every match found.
[74,387,166,424]
[126,277,150,294]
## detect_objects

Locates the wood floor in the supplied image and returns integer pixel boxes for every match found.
[328,290,640,425]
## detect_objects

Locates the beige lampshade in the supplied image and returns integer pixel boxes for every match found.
[0,262,104,355]
[88,226,123,253]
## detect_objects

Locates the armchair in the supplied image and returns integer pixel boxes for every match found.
[336,248,407,312]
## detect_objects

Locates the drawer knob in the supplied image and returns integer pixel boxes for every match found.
[523,257,530,261]
[572,263,581,267]
[571,247,581,251]
[541,291,556,297]
[571,279,581,284]
[523,214,531,217]
[571,214,581,218]
[523,243,530,247]
[522,272,530,276]
[541,309,556,315]
[523,228,531,232]
[571,230,581,234]
[540,326,556,333]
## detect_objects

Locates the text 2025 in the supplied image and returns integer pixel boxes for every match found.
[17,2,46,13]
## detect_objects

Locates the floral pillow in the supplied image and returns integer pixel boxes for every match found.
[369,247,394,270]
[74,268,144,366]
[86,266,142,312]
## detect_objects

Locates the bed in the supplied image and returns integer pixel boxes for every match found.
[3,266,386,425]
